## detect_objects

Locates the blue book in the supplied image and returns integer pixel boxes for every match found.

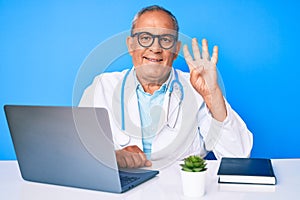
[217,157,276,185]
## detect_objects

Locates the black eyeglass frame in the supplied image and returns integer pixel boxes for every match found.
[131,31,178,50]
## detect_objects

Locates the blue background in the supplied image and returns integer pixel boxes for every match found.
[1,0,299,160]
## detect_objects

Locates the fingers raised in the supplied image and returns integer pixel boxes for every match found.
[183,44,195,71]
[192,38,201,60]
[211,45,219,64]
[202,38,210,61]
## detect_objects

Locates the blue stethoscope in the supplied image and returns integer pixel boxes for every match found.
[120,68,184,131]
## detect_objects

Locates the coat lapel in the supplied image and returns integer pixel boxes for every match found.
[123,69,143,145]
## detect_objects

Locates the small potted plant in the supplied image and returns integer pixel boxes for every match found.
[180,155,207,197]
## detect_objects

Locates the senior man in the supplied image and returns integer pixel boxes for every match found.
[79,5,253,168]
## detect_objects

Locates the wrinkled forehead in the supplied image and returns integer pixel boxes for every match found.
[132,27,177,36]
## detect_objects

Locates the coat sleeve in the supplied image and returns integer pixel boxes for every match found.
[78,76,99,107]
[198,99,253,159]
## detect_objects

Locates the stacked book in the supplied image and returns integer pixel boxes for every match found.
[217,157,276,185]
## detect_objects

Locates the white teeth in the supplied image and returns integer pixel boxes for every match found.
[149,58,158,62]
[145,57,161,62]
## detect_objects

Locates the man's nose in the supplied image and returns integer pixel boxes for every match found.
[149,38,162,53]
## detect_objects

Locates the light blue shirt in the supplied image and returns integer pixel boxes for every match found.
[134,70,172,159]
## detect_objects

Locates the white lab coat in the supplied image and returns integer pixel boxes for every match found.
[79,68,253,160]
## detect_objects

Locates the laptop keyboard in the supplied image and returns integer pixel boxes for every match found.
[120,175,140,187]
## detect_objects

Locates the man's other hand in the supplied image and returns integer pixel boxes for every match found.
[116,145,152,168]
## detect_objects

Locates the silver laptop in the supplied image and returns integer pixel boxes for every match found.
[4,105,159,193]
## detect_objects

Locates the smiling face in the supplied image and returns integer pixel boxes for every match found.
[127,10,181,86]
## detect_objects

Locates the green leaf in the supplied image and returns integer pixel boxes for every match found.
[190,156,197,162]
[193,168,201,172]
[193,168,207,172]
[185,160,193,168]
[182,167,193,172]
[193,162,201,168]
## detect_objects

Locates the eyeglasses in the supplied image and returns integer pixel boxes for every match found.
[131,32,177,50]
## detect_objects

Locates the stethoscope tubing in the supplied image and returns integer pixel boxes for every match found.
[120,68,184,131]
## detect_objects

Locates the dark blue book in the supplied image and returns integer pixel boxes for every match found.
[217,157,276,185]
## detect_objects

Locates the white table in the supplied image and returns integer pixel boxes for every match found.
[1,159,300,200]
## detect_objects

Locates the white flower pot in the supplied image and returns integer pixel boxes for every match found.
[180,170,206,197]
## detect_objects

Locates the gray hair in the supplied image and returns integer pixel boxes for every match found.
[130,5,179,37]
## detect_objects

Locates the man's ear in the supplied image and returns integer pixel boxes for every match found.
[126,36,134,56]
[173,41,181,60]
